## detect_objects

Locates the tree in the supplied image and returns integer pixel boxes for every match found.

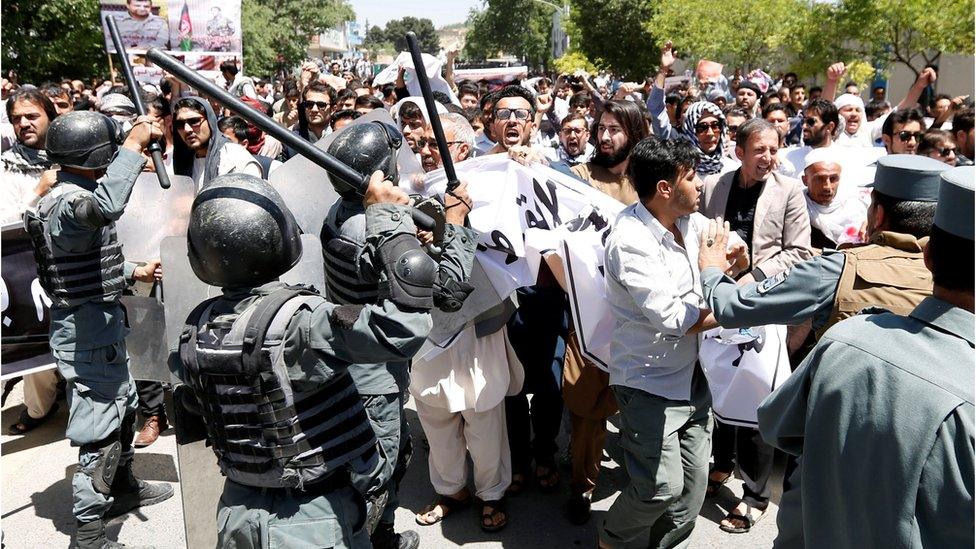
[464,0,553,67]
[242,0,354,77]
[650,0,812,72]
[567,0,658,80]
[832,0,975,77]
[382,17,440,54]
[2,0,107,83]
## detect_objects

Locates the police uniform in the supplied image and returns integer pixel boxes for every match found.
[701,155,948,335]
[757,166,975,548]
[170,174,438,549]
[320,123,477,545]
[24,111,173,549]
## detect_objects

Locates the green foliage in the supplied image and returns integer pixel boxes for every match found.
[380,17,440,54]
[464,0,554,67]
[242,0,354,77]
[2,0,108,83]
[552,51,599,75]
[832,0,975,76]
[650,0,812,72]
[567,0,658,80]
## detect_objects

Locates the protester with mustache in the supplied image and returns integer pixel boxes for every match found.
[699,118,813,533]
[544,112,594,168]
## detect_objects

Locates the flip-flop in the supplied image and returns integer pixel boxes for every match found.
[415,493,472,526]
[719,504,767,534]
[7,402,60,435]
[480,498,507,532]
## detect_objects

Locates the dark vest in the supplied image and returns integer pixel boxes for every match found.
[179,286,377,489]
[24,183,126,309]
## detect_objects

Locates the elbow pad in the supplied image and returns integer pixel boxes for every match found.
[71,194,110,229]
[377,233,437,310]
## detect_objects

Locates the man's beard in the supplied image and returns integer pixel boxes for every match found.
[591,146,629,169]
[806,128,828,147]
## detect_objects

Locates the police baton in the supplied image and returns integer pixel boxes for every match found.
[145,48,435,231]
[106,16,171,189]
[405,32,460,192]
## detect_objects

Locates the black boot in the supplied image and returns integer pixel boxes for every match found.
[370,521,420,549]
[104,466,174,519]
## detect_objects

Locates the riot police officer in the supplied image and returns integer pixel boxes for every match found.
[321,121,477,549]
[24,110,174,549]
[697,154,948,336]
[170,172,437,548]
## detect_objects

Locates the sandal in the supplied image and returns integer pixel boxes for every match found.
[415,492,472,526]
[535,464,560,493]
[505,473,527,497]
[7,402,59,435]
[705,469,733,498]
[480,498,507,532]
[719,504,767,534]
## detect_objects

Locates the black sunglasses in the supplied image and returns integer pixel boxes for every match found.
[304,100,331,110]
[694,121,722,133]
[937,146,957,156]
[897,131,923,142]
[804,117,820,126]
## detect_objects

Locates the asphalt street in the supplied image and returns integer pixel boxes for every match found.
[1,381,779,548]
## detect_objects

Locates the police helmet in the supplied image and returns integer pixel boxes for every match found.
[45,111,124,170]
[326,121,402,195]
[187,174,302,288]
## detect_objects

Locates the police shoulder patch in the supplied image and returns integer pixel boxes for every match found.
[756,269,790,294]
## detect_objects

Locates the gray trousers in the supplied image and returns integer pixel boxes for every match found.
[216,480,369,549]
[57,341,139,522]
[600,367,712,549]
[350,392,410,525]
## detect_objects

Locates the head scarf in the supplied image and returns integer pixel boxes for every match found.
[172,96,230,186]
[680,101,727,176]
[390,96,447,132]
[832,93,871,145]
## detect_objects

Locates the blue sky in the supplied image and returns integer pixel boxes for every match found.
[349,0,483,29]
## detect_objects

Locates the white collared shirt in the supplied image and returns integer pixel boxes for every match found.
[604,204,711,400]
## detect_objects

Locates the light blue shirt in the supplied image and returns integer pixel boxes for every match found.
[604,203,708,400]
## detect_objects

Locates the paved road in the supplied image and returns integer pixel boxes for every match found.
[1,382,779,548]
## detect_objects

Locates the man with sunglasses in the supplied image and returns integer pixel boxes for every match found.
[487,85,542,162]
[282,82,337,160]
[881,108,926,155]
[171,96,261,190]
[544,113,594,168]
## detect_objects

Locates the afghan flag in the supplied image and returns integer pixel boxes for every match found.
[178,2,193,51]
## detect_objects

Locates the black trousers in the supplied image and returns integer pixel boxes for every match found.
[505,391,563,474]
[136,380,166,420]
[711,420,775,507]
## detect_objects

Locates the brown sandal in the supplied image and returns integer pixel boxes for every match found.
[415,492,472,526]
[480,498,507,532]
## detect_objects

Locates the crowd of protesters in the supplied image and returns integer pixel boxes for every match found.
[2,35,973,549]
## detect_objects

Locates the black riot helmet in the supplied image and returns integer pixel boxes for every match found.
[187,173,302,288]
[326,121,402,196]
[45,111,124,170]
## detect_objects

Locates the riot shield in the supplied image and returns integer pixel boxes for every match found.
[162,233,326,549]
[270,109,423,235]
[114,173,195,265]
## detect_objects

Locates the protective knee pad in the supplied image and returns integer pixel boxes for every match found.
[377,233,436,310]
[81,440,122,495]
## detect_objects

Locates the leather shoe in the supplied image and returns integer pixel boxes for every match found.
[134,416,167,448]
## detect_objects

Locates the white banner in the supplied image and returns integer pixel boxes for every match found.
[699,325,792,427]
[419,157,623,362]
[373,52,460,107]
